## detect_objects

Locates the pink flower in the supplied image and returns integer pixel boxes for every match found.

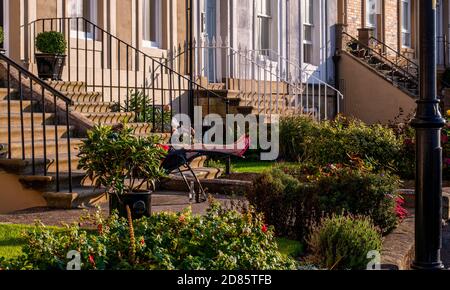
[157,144,170,152]
[442,134,449,144]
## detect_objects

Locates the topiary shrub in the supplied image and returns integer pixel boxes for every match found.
[35,31,67,54]
[0,202,296,270]
[307,214,382,270]
[249,163,400,240]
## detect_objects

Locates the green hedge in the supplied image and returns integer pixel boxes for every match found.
[248,164,400,241]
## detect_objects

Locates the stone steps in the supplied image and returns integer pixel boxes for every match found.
[0,113,55,126]
[0,125,73,143]
[5,139,82,159]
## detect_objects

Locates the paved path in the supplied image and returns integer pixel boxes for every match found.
[0,192,243,227]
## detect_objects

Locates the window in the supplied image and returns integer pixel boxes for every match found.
[143,0,162,48]
[365,0,377,28]
[303,0,314,64]
[401,0,412,47]
[68,0,97,36]
[256,0,272,56]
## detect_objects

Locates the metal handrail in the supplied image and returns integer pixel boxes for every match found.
[368,36,418,74]
[343,32,419,94]
[0,52,73,192]
[196,38,343,119]
[247,48,343,100]
[27,17,226,132]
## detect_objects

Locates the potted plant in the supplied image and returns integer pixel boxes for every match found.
[77,125,168,219]
[35,31,67,80]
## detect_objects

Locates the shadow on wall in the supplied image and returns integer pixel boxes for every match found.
[0,171,46,214]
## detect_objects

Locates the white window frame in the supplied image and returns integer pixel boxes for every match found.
[365,0,377,29]
[142,0,163,48]
[302,0,314,64]
[256,0,273,56]
[68,0,98,39]
[401,0,412,48]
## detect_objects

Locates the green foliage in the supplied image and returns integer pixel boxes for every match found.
[307,215,382,270]
[0,27,4,45]
[77,125,167,195]
[248,163,400,240]
[124,90,172,133]
[279,115,319,162]
[35,31,67,54]
[0,203,296,270]
[279,115,409,178]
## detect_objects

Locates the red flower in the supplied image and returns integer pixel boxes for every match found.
[261,225,269,233]
[442,134,449,144]
[97,224,103,234]
[395,197,408,220]
[179,215,186,223]
[88,255,95,266]
[140,238,145,246]
[157,144,170,152]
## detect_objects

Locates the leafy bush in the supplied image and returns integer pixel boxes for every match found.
[77,125,167,195]
[35,31,67,54]
[248,163,400,240]
[308,116,403,173]
[0,27,4,45]
[0,203,296,270]
[279,116,319,161]
[307,215,382,270]
[123,90,173,133]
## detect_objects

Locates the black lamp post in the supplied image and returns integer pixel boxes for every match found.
[411,0,446,270]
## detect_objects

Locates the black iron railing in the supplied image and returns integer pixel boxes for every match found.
[0,53,73,193]
[27,17,225,133]
[368,36,419,79]
[342,32,419,97]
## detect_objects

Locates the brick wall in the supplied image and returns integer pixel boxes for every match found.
[384,0,399,52]
[346,0,363,37]
[343,0,403,53]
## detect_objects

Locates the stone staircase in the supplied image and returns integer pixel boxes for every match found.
[345,37,419,98]
[0,80,223,209]
[196,80,338,120]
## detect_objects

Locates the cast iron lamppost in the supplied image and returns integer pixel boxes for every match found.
[411,0,446,270]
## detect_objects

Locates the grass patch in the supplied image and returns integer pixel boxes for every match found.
[0,224,62,259]
[206,159,281,174]
[0,224,34,259]
[276,238,304,259]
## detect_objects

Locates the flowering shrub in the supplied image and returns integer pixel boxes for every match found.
[0,202,296,270]
[248,163,400,240]
[307,215,382,270]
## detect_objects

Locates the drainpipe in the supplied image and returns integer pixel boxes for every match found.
[333,23,347,115]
